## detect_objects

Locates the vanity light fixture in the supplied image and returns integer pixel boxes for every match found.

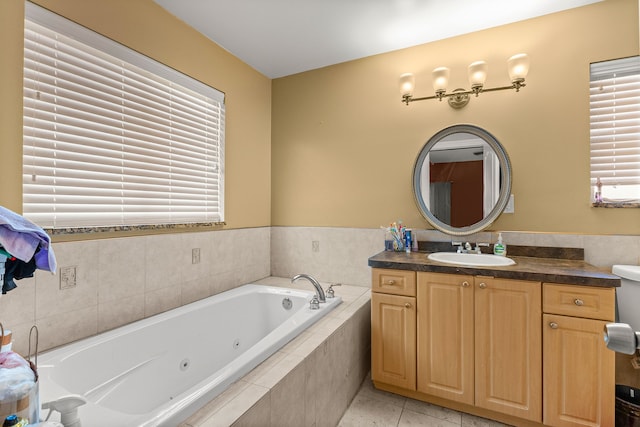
[400,53,530,109]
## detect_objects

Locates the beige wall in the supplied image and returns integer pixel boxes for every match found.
[272,0,640,235]
[1,0,638,236]
[0,0,272,230]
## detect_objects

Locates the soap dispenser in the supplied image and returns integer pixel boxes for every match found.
[493,233,507,256]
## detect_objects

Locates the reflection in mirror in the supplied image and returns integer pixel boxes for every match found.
[421,133,499,227]
[412,125,511,236]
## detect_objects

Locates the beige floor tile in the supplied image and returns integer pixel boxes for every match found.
[357,375,407,408]
[403,399,462,424]
[461,413,511,427]
[398,409,460,427]
[338,394,403,427]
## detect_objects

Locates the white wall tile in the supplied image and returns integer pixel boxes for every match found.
[36,240,99,319]
[3,226,636,354]
[98,237,146,303]
[37,305,98,351]
[98,293,145,333]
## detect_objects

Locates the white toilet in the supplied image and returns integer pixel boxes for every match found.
[613,264,640,332]
[612,265,640,423]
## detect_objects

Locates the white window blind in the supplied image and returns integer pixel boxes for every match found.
[589,56,640,205]
[23,2,225,228]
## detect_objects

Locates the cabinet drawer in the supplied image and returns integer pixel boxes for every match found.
[372,268,416,297]
[543,283,615,321]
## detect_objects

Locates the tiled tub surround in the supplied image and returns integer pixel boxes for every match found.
[0,227,271,355]
[2,226,638,355]
[271,227,640,285]
[180,277,371,427]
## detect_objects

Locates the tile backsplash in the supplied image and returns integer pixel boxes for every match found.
[0,227,270,355]
[1,225,638,355]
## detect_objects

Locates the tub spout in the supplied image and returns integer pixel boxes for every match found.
[292,274,326,303]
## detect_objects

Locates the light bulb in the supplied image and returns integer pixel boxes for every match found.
[399,73,415,97]
[508,53,530,82]
[468,61,488,89]
[432,67,450,94]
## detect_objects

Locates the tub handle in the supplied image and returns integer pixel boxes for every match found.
[326,283,341,299]
[310,295,320,310]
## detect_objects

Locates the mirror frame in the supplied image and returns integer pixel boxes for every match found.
[412,124,512,236]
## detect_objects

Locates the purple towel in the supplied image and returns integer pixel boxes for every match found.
[0,206,56,273]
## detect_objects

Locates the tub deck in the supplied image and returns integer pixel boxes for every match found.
[180,277,371,427]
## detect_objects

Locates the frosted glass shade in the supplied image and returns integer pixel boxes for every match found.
[508,53,530,81]
[432,67,450,92]
[468,61,488,87]
[399,73,415,96]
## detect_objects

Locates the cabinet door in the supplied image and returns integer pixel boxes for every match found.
[543,314,615,427]
[417,272,474,405]
[475,277,542,422]
[371,292,416,390]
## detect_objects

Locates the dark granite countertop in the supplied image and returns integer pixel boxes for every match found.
[368,250,621,288]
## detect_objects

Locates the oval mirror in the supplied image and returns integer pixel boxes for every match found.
[412,124,512,236]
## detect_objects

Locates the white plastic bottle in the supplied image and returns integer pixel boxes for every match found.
[493,233,507,256]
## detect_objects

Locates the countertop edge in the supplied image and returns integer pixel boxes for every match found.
[368,252,621,288]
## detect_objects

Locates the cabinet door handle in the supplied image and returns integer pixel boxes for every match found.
[549,322,559,329]
[404,302,412,309]
[574,298,584,306]
[478,282,487,289]
[461,281,470,287]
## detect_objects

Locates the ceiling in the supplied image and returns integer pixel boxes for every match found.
[154,0,601,79]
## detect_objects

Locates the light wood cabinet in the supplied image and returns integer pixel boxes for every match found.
[371,280,416,390]
[417,272,474,405]
[417,273,541,421]
[474,277,542,422]
[372,268,416,296]
[372,268,615,427]
[542,284,615,427]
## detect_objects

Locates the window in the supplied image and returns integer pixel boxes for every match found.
[589,56,640,207]
[23,2,225,229]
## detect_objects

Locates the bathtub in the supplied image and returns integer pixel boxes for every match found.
[37,284,341,426]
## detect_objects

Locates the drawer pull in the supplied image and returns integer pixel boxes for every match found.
[574,298,584,306]
[549,322,559,329]
[461,281,470,287]
[385,280,395,285]
[479,282,487,289]
[404,302,412,309]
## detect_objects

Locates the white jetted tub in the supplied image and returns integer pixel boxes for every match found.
[38,284,341,426]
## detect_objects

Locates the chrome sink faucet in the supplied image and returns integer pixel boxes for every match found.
[452,241,489,254]
[292,274,326,303]
[452,241,469,253]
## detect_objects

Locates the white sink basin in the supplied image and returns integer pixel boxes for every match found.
[428,252,516,267]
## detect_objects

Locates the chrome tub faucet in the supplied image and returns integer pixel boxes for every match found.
[292,273,326,303]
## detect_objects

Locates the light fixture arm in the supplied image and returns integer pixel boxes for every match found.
[402,80,526,108]
[400,53,529,109]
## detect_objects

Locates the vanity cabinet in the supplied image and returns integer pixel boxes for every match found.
[369,249,620,427]
[417,272,542,422]
[542,283,615,427]
[371,268,416,390]
[371,265,616,427]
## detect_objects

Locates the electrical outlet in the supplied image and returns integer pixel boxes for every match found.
[312,241,320,252]
[192,248,201,264]
[504,194,515,214]
[60,266,77,289]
